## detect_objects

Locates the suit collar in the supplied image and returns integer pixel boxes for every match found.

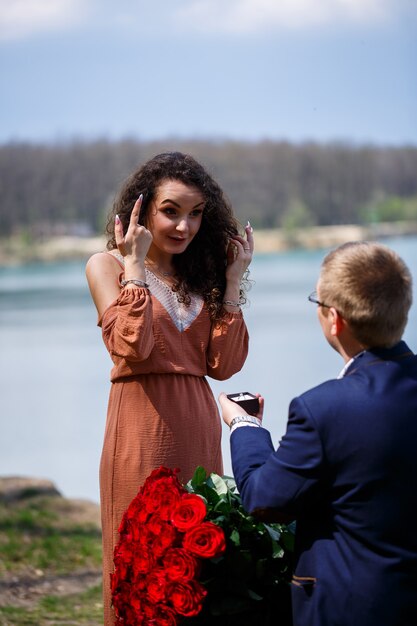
[344,341,414,376]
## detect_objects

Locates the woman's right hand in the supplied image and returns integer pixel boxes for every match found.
[115,195,153,263]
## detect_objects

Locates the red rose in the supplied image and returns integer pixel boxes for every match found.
[153,605,178,626]
[153,527,179,558]
[119,518,148,544]
[124,493,149,525]
[171,493,207,531]
[141,468,183,501]
[129,573,147,591]
[143,466,181,486]
[115,604,145,626]
[131,544,155,575]
[163,547,200,581]
[113,541,135,582]
[143,478,183,520]
[114,539,134,565]
[145,515,179,557]
[146,567,168,603]
[167,579,207,617]
[112,558,129,585]
[182,521,226,559]
[112,580,131,613]
[142,600,178,625]
[118,509,129,534]
[129,589,144,612]
[147,514,178,541]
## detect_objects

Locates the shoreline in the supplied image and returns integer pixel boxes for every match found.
[1,221,417,265]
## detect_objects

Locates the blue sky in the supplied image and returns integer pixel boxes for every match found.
[1,0,416,145]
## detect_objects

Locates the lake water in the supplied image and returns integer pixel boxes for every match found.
[1,237,416,504]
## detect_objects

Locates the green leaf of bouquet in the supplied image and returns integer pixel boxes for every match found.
[271,540,285,559]
[230,529,240,546]
[212,498,232,515]
[190,484,220,508]
[207,473,229,496]
[222,474,238,491]
[210,553,225,565]
[211,514,227,526]
[264,524,281,543]
[247,588,264,602]
[280,526,296,552]
[190,466,208,488]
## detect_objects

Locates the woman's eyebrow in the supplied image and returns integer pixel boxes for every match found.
[160,199,205,209]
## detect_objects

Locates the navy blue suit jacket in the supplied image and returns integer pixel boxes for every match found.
[231,341,417,626]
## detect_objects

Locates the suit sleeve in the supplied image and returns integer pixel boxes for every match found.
[231,395,324,518]
[99,287,155,361]
[206,311,249,380]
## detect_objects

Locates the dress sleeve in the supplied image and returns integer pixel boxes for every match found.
[206,311,249,380]
[99,287,155,361]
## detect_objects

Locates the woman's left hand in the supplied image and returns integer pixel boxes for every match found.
[225,222,254,284]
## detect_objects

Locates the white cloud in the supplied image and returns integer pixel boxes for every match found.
[0,0,408,42]
[0,0,87,41]
[174,0,396,34]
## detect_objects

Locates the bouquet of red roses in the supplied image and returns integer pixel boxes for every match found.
[112,466,294,626]
[111,467,227,625]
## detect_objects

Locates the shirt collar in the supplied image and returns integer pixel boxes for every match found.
[337,351,366,379]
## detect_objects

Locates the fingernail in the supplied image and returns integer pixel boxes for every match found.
[246,220,253,232]
[138,193,143,201]
[115,214,120,224]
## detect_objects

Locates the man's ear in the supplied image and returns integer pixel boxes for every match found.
[329,307,345,336]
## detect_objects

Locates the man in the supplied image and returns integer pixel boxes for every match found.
[219,241,417,626]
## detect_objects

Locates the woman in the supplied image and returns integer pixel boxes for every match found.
[86,151,253,624]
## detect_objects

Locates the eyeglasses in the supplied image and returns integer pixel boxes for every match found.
[308,290,331,308]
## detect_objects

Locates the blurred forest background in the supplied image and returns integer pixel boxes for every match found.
[1,139,417,247]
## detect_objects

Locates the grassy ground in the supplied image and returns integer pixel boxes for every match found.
[0,493,103,625]
[0,584,103,626]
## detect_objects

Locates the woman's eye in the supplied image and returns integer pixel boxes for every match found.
[163,208,176,215]
[190,209,203,217]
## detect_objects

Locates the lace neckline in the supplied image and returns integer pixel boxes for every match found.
[109,251,204,332]
[145,269,204,332]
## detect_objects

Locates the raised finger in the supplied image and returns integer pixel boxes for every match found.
[226,240,237,264]
[232,235,251,253]
[129,194,143,227]
[114,214,124,248]
[245,221,254,252]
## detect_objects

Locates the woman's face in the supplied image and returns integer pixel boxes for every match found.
[146,179,205,258]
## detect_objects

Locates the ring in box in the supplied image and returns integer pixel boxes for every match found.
[227,392,259,416]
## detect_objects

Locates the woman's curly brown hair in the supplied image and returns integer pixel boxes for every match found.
[105,151,249,322]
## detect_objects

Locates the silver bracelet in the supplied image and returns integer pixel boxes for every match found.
[120,278,149,288]
[229,415,262,429]
[223,300,241,308]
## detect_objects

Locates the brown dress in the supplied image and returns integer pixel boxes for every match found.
[97,254,249,625]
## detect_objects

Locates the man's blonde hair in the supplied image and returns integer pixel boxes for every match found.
[319,241,412,348]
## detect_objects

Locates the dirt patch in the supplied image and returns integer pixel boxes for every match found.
[0,569,102,609]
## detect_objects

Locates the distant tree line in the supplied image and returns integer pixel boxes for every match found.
[1,139,416,239]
